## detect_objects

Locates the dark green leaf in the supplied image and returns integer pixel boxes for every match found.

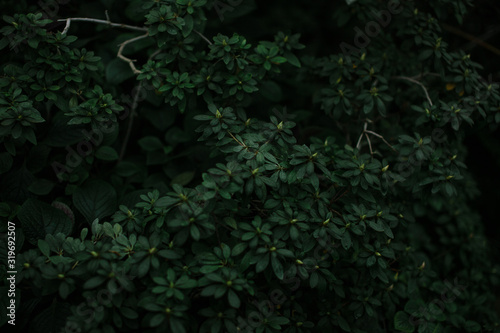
[73,180,117,224]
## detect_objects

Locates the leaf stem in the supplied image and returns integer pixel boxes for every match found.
[392,76,433,106]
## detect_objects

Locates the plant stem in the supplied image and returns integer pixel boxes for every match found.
[392,76,433,106]
[58,17,148,34]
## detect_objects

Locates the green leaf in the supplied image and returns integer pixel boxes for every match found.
[170,318,186,333]
[38,239,50,257]
[29,300,72,333]
[0,203,11,217]
[405,299,425,314]
[182,14,194,37]
[106,58,135,85]
[224,217,238,230]
[190,224,200,240]
[115,161,143,177]
[276,249,294,258]
[120,308,139,320]
[337,316,350,331]
[271,56,287,64]
[137,257,151,278]
[341,231,351,250]
[18,199,72,244]
[83,276,106,289]
[464,321,481,332]
[271,255,284,280]
[73,180,117,224]
[28,179,55,195]
[394,311,415,332]
[0,152,13,174]
[45,113,86,147]
[227,289,241,308]
[170,171,195,186]
[95,146,119,161]
[284,51,301,67]
[103,222,114,238]
[260,81,282,102]
[256,255,269,272]
[232,243,247,256]
[150,313,165,327]
[138,136,164,151]
[59,282,71,299]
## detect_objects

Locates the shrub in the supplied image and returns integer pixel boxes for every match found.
[0,0,499,332]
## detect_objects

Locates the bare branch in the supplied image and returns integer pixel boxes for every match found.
[365,133,373,155]
[118,81,143,162]
[356,132,364,149]
[57,17,148,32]
[59,16,149,74]
[392,76,433,106]
[442,23,500,56]
[356,122,368,149]
[409,72,440,80]
[118,44,163,163]
[365,130,397,152]
[357,121,397,154]
[193,29,212,45]
[117,33,149,74]
[62,19,71,35]
[148,49,162,60]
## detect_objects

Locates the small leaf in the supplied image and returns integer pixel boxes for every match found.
[271,255,284,280]
[83,276,106,289]
[150,313,165,327]
[138,136,164,151]
[38,239,50,257]
[224,217,238,230]
[28,179,55,195]
[170,171,195,186]
[284,51,301,67]
[394,311,415,332]
[95,146,119,161]
[106,58,135,84]
[227,289,241,308]
[0,152,13,174]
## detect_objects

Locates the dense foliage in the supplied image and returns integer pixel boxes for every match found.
[0,0,499,332]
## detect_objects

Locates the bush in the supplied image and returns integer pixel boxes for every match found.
[0,0,499,332]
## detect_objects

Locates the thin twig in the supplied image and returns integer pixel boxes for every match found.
[442,23,500,56]
[409,72,440,80]
[194,29,212,45]
[462,25,500,52]
[250,200,268,217]
[365,132,373,155]
[148,49,162,60]
[356,122,368,149]
[118,81,143,162]
[356,121,397,154]
[59,16,150,74]
[118,49,164,163]
[356,132,364,150]
[117,33,149,74]
[329,208,343,218]
[365,130,397,152]
[57,17,148,32]
[392,76,433,106]
[62,19,71,35]
[228,131,246,148]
